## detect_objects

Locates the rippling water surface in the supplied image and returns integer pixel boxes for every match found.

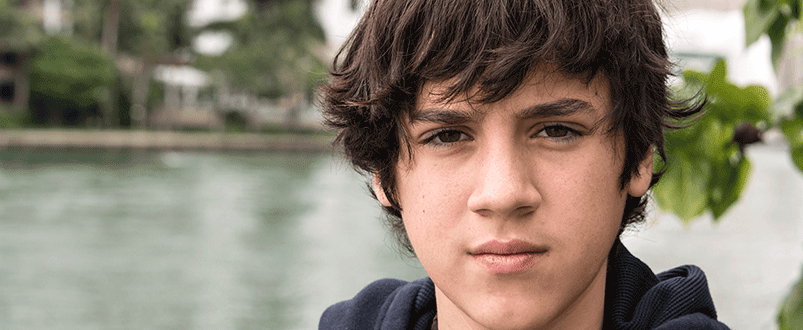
[0,146,801,330]
[0,149,426,330]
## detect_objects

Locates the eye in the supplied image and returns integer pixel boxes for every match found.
[541,125,572,138]
[534,124,581,142]
[434,130,466,143]
[423,129,472,146]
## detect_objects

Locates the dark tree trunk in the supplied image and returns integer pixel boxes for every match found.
[12,53,30,112]
[100,0,120,127]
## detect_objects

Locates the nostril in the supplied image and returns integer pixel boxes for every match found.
[515,206,536,218]
[474,209,493,217]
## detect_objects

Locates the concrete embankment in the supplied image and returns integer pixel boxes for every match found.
[0,129,335,152]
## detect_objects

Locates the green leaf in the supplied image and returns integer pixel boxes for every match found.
[660,59,774,222]
[708,59,729,87]
[781,116,803,172]
[708,156,752,219]
[781,116,803,145]
[744,0,781,46]
[681,69,709,86]
[697,119,733,158]
[778,268,803,330]
[654,153,710,223]
[741,85,773,121]
[768,14,791,67]
[778,0,795,16]
[686,60,771,124]
[792,144,803,173]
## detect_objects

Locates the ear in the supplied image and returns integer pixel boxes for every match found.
[626,149,654,198]
[373,174,392,207]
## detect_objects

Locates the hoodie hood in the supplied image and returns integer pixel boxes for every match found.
[603,241,729,329]
[319,277,436,330]
[320,242,728,330]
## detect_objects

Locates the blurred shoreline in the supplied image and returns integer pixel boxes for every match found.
[0,129,334,152]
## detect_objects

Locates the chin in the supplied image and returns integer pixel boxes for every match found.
[463,297,559,330]
[472,315,552,330]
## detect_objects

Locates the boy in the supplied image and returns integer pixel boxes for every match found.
[319,0,729,329]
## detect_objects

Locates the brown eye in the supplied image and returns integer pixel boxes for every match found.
[543,126,570,137]
[534,124,581,144]
[424,129,472,147]
[436,131,465,143]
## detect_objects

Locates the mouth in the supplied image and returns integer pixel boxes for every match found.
[469,239,547,274]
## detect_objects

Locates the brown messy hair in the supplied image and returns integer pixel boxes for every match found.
[321,0,703,254]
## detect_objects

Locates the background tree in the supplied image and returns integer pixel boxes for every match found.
[7,0,327,130]
[121,0,193,129]
[194,0,327,129]
[28,36,115,126]
[62,0,192,128]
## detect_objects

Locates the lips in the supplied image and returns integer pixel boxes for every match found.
[470,239,547,274]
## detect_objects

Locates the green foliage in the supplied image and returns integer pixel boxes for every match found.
[195,0,327,100]
[0,0,43,51]
[30,36,116,108]
[782,117,803,172]
[0,105,29,128]
[654,60,771,222]
[125,0,193,55]
[71,0,193,57]
[70,0,103,42]
[778,267,803,330]
[775,86,803,172]
[29,36,116,125]
[744,0,803,66]
[742,0,803,197]
[714,2,803,325]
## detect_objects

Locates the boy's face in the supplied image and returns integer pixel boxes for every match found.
[375,70,652,329]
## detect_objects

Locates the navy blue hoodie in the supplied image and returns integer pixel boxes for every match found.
[319,242,730,330]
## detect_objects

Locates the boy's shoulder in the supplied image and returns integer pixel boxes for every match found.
[605,243,731,330]
[318,277,436,330]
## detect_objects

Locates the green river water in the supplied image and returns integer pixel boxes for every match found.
[0,149,426,330]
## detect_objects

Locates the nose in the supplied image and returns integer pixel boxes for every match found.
[466,142,541,218]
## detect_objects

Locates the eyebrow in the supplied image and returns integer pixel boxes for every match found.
[410,107,483,125]
[517,98,596,120]
[410,98,596,125]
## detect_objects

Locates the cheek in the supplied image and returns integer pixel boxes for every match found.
[397,163,471,259]
[400,161,467,213]
[540,145,627,235]
[544,154,623,201]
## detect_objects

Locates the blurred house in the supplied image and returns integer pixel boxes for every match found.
[149,63,222,130]
[179,0,341,131]
[1,0,74,119]
[0,49,26,109]
[0,0,46,111]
